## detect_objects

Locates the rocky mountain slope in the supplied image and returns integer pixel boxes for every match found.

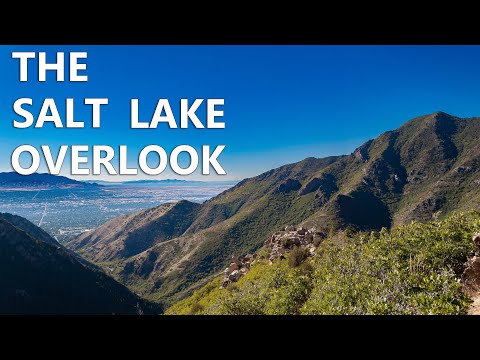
[0,214,161,314]
[67,112,480,305]
[167,213,480,315]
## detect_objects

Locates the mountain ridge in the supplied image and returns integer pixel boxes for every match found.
[0,172,101,188]
[0,215,161,314]
[67,112,480,304]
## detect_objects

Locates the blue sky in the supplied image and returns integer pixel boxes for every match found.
[1,45,480,181]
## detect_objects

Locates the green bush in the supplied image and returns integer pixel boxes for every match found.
[190,302,204,314]
[288,246,308,268]
[167,212,480,315]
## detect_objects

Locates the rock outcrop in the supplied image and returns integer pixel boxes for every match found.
[352,139,373,163]
[462,233,480,296]
[220,225,325,289]
[221,254,257,288]
[264,225,321,262]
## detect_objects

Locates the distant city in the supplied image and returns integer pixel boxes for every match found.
[0,179,236,242]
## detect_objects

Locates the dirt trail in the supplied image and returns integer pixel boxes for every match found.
[468,294,480,315]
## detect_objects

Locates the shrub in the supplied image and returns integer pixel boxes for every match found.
[167,211,480,315]
[288,246,308,268]
[257,247,270,259]
[190,302,204,314]
[226,283,239,292]
[313,237,323,247]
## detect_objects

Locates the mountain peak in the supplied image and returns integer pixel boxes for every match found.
[432,111,452,117]
[430,111,459,122]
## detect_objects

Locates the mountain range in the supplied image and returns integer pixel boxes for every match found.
[66,112,480,305]
[0,172,100,188]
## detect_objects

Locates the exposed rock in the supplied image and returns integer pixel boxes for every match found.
[221,225,322,289]
[455,166,473,174]
[243,254,256,262]
[231,255,242,266]
[462,256,480,295]
[474,233,480,249]
[352,139,373,163]
[265,226,319,262]
[221,254,255,288]
[224,263,238,275]
[228,270,241,282]
[461,233,480,296]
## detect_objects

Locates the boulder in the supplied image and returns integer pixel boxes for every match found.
[285,225,296,232]
[460,234,480,295]
[243,254,254,262]
[231,255,242,266]
[228,270,240,281]
[462,256,480,295]
[474,233,480,249]
[224,263,238,275]
[297,227,306,235]
[222,278,231,288]
[305,233,314,242]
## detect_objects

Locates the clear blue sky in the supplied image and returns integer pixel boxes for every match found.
[1,45,480,181]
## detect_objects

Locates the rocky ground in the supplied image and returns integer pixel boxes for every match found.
[221,225,325,289]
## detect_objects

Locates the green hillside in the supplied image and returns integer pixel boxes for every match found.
[67,112,480,305]
[167,212,480,315]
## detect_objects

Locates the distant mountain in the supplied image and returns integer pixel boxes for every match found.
[0,172,101,189]
[82,179,236,186]
[68,112,480,305]
[82,180,114,185]
[123,179,194,184]
[0,215,161,314]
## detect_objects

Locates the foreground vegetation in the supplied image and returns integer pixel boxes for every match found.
[167,212,480,315]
